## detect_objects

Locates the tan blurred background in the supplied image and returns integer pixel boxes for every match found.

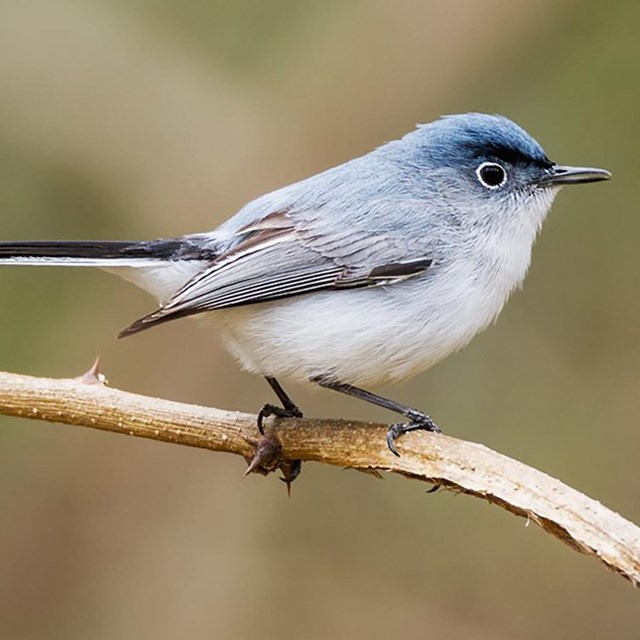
[0,0,638,637]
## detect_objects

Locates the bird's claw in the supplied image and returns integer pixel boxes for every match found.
[386,417,442,456]
[257,403,303,434]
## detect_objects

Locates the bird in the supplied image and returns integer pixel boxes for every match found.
[0,113,611,462]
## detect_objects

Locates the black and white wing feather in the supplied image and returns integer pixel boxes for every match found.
[120,209,432,336]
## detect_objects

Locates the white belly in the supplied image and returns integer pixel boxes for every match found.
[213,250,531,387]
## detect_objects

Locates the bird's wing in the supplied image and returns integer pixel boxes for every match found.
[119,209,432,336]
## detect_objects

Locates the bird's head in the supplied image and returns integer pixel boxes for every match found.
[395,113,611,232]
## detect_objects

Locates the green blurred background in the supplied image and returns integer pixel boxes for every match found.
[0,0,638,637]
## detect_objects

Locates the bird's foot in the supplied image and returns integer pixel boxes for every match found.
[386,413,442,457]
[257,403,303,434]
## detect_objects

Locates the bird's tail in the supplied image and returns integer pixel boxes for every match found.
[0,239,177,267]
[0,238,212,308]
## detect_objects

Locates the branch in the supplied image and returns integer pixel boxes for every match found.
[0,365,638,587]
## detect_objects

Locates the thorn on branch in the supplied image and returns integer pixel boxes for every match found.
[243,429,282,475]
[76,356,108,386]
[243,430,302,495]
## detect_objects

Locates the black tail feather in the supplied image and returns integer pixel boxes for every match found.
[0,238,218,261]
[0,240,147,259]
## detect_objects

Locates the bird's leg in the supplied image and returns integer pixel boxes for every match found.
[257,376,304,434]
[312,378,441,456]
[247,377,303,490]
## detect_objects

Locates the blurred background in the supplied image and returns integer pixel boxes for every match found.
[0,0,638,637]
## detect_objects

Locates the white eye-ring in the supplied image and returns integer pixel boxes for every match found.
[476,162,507,189]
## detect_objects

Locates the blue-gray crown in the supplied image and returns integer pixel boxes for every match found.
[404,113,553,169]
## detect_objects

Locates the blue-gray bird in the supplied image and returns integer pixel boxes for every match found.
[0,113,610,459]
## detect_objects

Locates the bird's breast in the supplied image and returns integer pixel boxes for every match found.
[213,199,546,387]
[213,240,532,387]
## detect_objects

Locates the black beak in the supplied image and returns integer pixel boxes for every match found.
[538,165,612,186]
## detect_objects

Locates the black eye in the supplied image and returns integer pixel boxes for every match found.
[476,162,507,189]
